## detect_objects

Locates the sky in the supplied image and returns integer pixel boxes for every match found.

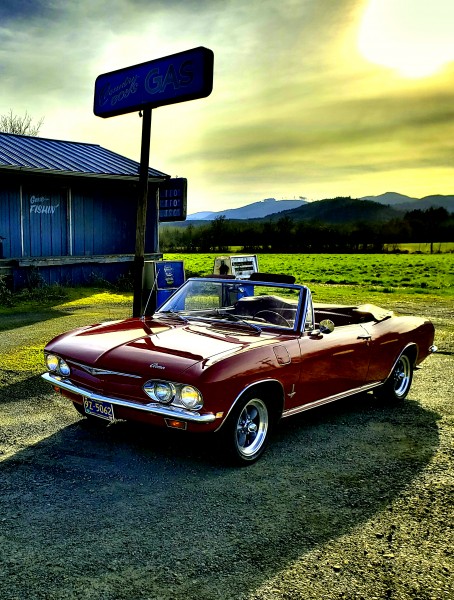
[0,0,453,212]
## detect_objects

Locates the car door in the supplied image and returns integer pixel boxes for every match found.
[285,323,372,411]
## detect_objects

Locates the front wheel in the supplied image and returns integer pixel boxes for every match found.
[376,353,413,401]
[72,401,86,417]
[221,395,272,465]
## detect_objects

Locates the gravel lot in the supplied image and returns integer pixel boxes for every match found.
[0,300,452,600]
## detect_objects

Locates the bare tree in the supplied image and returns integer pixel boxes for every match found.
[0,110,44,136]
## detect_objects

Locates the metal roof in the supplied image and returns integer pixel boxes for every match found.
[0,132,168,181]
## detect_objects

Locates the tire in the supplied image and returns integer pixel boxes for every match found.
[72,401,86,417]
[377,352,414,402]
[221,394,272,465]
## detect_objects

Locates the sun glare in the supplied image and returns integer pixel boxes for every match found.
[358,0,454,78]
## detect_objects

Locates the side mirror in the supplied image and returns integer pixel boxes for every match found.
[319,319,335,334]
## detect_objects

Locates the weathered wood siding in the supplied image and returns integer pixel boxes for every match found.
[0,181,21,258]
[0,174,165,288]
[72,187,137,256]
[22,184,68,257]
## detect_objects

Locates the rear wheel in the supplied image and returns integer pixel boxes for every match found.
[221,394,272,465]
[377,352,413,401]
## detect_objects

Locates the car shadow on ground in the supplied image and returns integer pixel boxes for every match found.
[0,303,131,334]
[0,387,440,600]
[0,309,72,332]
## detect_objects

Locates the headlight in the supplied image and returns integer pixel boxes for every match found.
[144,381,176,403]
[46,354,59,372]
[58,359,71,377]
[154,382,175,403]
[180,385,203,410]
[143,380,203,410]
[45,354,71,376]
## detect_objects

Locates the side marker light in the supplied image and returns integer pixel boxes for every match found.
[165,419,187,430]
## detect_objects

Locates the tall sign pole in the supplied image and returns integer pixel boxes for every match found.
[133,107,152,317]
[94,46,214,316]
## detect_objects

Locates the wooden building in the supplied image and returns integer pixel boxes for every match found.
[0,132,168,288]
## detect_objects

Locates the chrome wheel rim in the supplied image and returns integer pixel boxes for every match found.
[393,355,412,398]
[235,398,269,458]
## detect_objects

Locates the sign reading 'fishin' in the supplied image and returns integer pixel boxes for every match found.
[93,47,214,118]
[29,196,59,214]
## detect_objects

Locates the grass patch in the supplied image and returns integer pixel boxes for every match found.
[0,253,452,376]
[166,252,454,302]
[0,345,44,373]
[55,290,132,310]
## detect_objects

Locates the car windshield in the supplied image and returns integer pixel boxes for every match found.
[155,278,306,331]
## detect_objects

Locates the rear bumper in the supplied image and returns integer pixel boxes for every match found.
[41,372,217,424]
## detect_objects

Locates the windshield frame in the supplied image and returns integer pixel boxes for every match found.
[154,277,310,334]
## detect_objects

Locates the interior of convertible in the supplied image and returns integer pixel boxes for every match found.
[313,304,391,327]
[232,295,298,326]
[156,277,392,331]
[233,296,389,328]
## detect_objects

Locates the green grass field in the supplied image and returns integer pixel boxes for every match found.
[383,242,454,253]
[1,252,452,374]
[166,252,454,306]
[1,253,452,323]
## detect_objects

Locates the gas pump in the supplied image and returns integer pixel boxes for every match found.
[213,255,258,279]
[142,260,185,314]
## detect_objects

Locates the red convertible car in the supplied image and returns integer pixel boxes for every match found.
[42,275,436,464]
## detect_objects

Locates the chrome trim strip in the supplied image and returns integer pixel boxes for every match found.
[70,361,142,378]
[281,382,382,418]
[213,378,285,432]
[384,343,417,382]
[299,287,312,334]
[41,372,216,423]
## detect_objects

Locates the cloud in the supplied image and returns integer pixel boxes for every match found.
[0,0,452,209]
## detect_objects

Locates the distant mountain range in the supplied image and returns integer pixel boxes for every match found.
[188,198,307,220]
[186,193,453,223]
[264,197,397,224]
[360,192,454,212]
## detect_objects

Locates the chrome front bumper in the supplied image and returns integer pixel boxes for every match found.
[41,372,216,424]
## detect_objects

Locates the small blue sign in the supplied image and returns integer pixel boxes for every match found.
[156,261,185,290]
[94,47,214,118]
[155,261,185,308]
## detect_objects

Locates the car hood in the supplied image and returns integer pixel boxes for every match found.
[45,317,280,377]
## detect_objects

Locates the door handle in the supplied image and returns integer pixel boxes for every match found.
[357,334,372,340]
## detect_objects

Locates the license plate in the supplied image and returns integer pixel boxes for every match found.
[83,397,115,421]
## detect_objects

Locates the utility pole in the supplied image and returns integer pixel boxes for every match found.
[133,108,153,318]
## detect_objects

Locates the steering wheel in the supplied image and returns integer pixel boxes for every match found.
[253,310,291,327]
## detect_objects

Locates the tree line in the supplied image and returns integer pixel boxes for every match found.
[160,207,453,253]
[0,110,43,136]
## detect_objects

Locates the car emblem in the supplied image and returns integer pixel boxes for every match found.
[73,362,141,378]
[150,363,165,370]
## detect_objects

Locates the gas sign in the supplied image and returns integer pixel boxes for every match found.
[158,178,187,222]
[94,47,214,118]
